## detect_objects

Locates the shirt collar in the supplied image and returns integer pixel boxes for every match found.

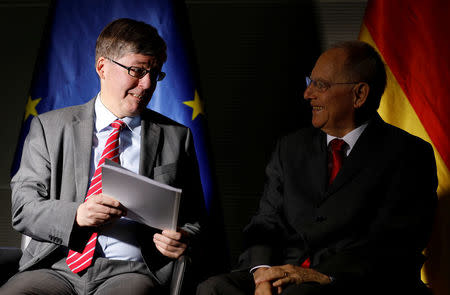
[326,123,368,154]
[94,93,141,132]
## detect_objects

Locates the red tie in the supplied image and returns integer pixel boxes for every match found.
[300,139,347,269]
[66,119,125,273]
[328,138,347,185]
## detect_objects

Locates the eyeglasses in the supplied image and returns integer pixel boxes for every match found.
[305,76,359,92]
[107,58,166,81]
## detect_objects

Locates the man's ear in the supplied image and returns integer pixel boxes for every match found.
[353,82,369,109]
[96,57,106,79]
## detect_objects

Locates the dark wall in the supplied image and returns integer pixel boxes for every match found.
[0,0,50,248]
[186,1,320,267]
[0,0,367,273]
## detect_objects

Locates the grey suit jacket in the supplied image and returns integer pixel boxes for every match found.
[11,98,205,284]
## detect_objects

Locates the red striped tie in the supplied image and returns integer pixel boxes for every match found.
[66,119,125,273]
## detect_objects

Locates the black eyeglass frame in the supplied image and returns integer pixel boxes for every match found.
[107,57,166,81]
[305,76,361,92]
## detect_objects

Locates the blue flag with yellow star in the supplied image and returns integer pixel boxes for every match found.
[12,0,215,213]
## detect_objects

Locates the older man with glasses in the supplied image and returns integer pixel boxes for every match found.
[197,41,437,295]
[2,18,205,294]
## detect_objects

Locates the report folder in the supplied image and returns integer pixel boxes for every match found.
[102,159,181,230]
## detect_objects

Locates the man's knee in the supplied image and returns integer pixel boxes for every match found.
[0,269,74,295]
[95,272,160,295]
[197,275,224,295]
[281,282,333,295]
[196,272,252,295]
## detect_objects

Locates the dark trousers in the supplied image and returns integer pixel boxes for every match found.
[0,257,163,295]
[195,270,435,295]
[196,271,334,295]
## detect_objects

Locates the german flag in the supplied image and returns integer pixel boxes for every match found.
[359,1,450,294]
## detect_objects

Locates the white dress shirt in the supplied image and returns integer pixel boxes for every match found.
[90,94,144,262]
[326,123,368,156]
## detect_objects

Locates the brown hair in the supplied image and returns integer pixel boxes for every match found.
[95,18,167,65]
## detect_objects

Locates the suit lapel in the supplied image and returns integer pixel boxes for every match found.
[139,110,161,177]
[327,115,384,195]
[309,130,328,197]
[73,99,95,201]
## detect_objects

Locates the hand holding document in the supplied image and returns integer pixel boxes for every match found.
[102,159,181,231]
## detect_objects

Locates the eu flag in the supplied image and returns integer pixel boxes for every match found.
[12,0,215,214]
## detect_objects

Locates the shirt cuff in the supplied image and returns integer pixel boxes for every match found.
[250,265,271,274]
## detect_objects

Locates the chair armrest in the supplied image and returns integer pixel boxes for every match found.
[0,247,22,285]
[169,255,190,295]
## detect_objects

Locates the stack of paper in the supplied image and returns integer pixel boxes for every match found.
[102,159,182,231]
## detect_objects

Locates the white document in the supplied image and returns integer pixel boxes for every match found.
[102,159,182,230]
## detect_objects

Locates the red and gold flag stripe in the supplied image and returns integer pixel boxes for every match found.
[359,1,450,294]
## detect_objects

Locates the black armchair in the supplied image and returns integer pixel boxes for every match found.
[0,247,21,285]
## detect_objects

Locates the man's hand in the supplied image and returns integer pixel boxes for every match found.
[153,229,188,259]
[76,194,126,227]
[254,264,331,294]
[254,281,273,295]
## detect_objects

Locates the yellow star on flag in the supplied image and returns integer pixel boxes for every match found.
[183,90,204,120]
[24,96,42,122]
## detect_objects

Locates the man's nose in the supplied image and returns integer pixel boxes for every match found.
[303,84,315,100]
[138,72,152,89]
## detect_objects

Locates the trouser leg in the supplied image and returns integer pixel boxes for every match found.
[0,268,76,295]
[196,271,254,295]
[94,272,162,295]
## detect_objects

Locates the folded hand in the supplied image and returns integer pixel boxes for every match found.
[254,264,331,294]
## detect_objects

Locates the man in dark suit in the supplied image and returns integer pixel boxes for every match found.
[197,41,437,295]
[2,18,204,294]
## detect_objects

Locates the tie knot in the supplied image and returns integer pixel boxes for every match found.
[329,138,347,152]
[111,119,126,130]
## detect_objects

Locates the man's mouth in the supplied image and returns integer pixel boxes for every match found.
[130,93,143,99]
[312,106,324,111]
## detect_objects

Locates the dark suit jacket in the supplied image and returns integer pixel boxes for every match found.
[238,115,437,292]
[10,98,205,284]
